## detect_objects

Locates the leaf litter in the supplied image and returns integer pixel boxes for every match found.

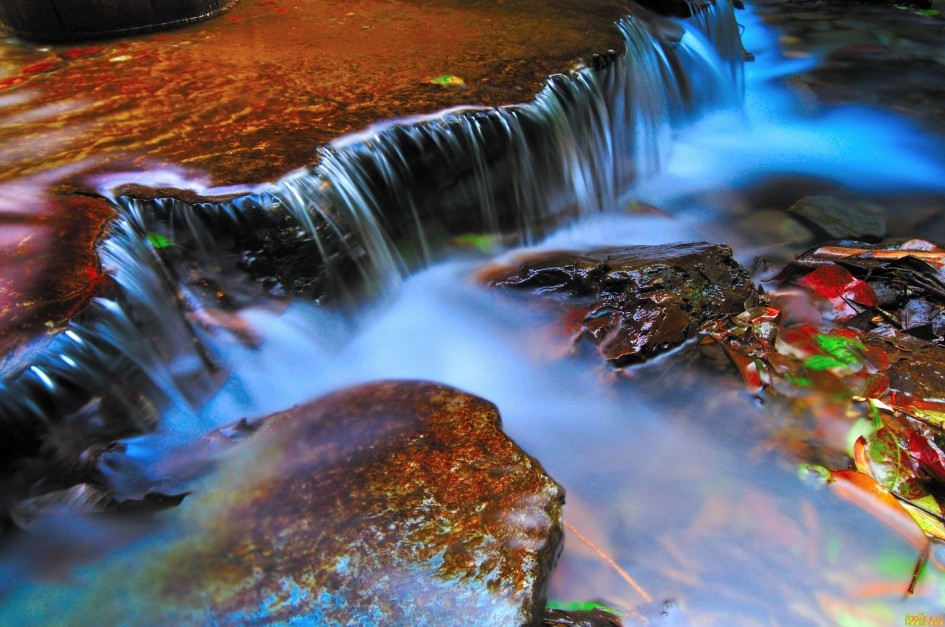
[704,238,945,591]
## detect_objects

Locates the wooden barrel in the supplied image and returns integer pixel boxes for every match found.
[0,0,240,41]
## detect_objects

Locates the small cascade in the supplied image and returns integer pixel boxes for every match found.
[0,216,224,467]
[8,2,945,622]
[686,0,745,93]
[114,0,744,305]
[0,0,747,468]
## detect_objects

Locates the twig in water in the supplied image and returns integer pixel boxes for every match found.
[564,519,653,603]
[908,540,931,596]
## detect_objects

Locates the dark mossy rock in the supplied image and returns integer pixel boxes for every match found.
[786,195,886,240]
[145,381,565,625]
[543,606,625,626]
[481,242,761,365]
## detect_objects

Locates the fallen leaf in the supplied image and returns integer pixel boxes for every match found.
[797,264,876,320]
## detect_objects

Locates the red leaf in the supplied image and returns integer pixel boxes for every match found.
[0,76,25,90]
[859,342,892,373]
[903,429,945,485]
[22,61,59,74]
[736,306,781,325]
[720,344,765,393]
[63,47,102,59]
[797,264,877,319]
[860,373,889,398]
[797,265,854,299]
[857,427,927,499]
[844,278,877,307]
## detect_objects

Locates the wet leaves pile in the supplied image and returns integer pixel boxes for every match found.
[705,238,945,563]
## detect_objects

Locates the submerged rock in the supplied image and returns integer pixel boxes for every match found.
[543,606,625,626]
[481,242,760,365]
[786,195,886,239]
[146,381,564,625]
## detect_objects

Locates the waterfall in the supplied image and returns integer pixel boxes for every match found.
[115,0,743,303]
[0,0,746,462]
[0,216,224,467]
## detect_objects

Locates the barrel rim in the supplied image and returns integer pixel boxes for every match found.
[0,0,241,42]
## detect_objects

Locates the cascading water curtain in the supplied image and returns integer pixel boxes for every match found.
[232,0,746,296]
[0,0,749,455]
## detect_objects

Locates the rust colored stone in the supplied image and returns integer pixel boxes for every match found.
[482,242,760,364]
[0,0,628,358]
[0,0,628,187]
[148,381,565,625]
[0,193,115,360]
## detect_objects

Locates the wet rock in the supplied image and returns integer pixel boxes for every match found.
[0,0,630,185]
[9,483,185,530]
[481,242,760,365]
[786,195,886,239]
[0,193,115,362]
[149,381,565,625]
[543,606,625,626]
[883,339,945,401]
[590,50,620,71]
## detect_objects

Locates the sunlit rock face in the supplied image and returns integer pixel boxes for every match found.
[150,380,565,625]
[481,242,760,364]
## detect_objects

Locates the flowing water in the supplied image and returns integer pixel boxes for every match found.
[1,0,945,624]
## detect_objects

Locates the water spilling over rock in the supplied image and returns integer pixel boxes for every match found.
[2,0,945,621]
[111,0,745,306]
[0,0,747,482]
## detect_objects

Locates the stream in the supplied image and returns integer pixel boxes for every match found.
[1,0,945,625]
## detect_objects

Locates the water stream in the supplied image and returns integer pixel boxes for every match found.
[1,0,945,624]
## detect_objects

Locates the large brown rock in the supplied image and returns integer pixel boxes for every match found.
[482,242,761,365]
[145,381,565,625]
